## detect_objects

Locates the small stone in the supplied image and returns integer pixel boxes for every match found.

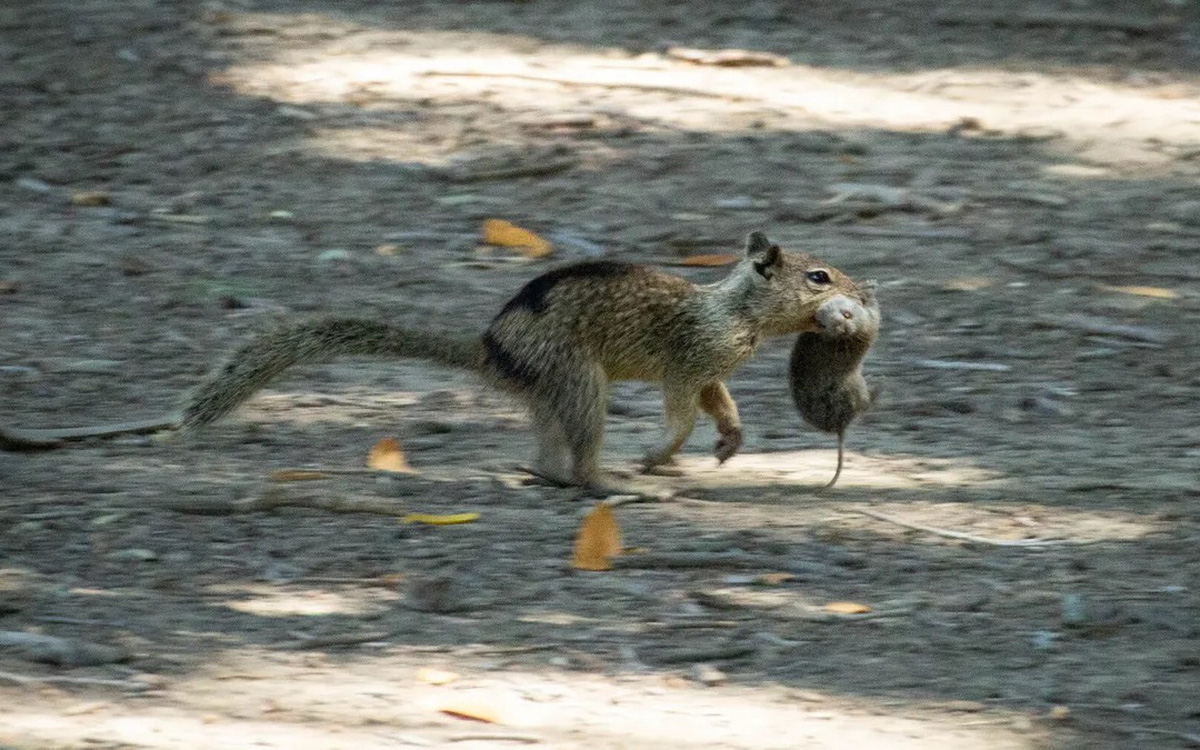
[1048,705,1071,721]
[316,249,351,263]
[109,548,158,562]
[15,177,52,193]
[1060,593,1089,627]
[690,663,727,686]
[1031,630,1059,650]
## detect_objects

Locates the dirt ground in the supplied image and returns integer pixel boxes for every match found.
[3,1,1200,748]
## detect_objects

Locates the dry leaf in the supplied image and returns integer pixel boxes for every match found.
[481,219,553,259]
[401,513,481,525]
[942,277,993,292]
[367,437,413,473]
[439,701,504,724]
[0,280,18,294]
[374,243,400,256]
[758,572,797,585]
[824,601,872,614]
[571,503,622,571]
[1100,284,1179,300]
[415,667,459,685]
[70,190,111,207]
[677,254,740,267]
[269,469,331,482]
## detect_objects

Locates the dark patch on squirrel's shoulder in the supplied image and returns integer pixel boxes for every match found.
[481,331,538,388]
[499,261,634,316]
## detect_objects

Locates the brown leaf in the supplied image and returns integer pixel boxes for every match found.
[824,601,872,614]
[367,437,413,473]
[0,280,18,294]
[571,503,623,571]
[70,190,111,207]
[677,253,740,267]
[269,469,332,482]
[439,701,503,724]
[481,219,553,259]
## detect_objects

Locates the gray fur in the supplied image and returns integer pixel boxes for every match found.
[788,284,880,488]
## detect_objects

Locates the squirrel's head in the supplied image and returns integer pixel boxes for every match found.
[740,231,866,336]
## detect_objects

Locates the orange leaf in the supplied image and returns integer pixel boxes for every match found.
[367,437,413,473]
[269,469,331,482]
[439,701,503,724]
[482,219,553,259]
[678,253,739,267]
[824,601,872,614]
[571,503,622,571]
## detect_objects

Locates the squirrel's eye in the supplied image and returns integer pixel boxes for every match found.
[806,270,831,285]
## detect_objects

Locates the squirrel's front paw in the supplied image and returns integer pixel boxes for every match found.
[714,424,743,464]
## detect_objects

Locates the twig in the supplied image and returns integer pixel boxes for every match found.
[443,156,578,183]
[613,552,770,570]
[1034,313,1175,345]
[932,11,1178,35]
[648,643,758,665]
[278,630,392,650]
[853,508,1071,547]
[447,734,542,744]
[157,489,408,517]
[421,71,757,102]
[0,670,150,691]
[0,417,178,451]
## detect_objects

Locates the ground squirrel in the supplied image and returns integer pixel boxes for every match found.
[2,231,868,491]
[789,283,880,488]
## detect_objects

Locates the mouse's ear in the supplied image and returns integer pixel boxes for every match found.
[745,231,772,257]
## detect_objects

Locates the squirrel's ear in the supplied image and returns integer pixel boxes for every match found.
[745,231,772,257]
[753,244,782,280]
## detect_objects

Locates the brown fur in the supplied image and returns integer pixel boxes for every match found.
[8,232,866,491]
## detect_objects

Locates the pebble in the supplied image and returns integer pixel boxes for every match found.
[690,663,727,686]
[109,548,158,562]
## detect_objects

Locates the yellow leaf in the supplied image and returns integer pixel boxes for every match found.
[70,190,112,206]
[758,572,796,585]
[1100,284,1179,300]
[942,277,993,292]
[368,437,413,473]
[439,701,504,724]
[677,253,740,267]
[482,219,553,259]
[824,601,872,614]
[269,469,331,482]
[571,503,622,571]
[401,512,481,525]
[415,667,459,685]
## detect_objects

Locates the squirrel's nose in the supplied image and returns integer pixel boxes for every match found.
[841,310,853,320]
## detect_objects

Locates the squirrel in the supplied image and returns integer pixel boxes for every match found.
[788,282,880,488]
[1,231,870,492]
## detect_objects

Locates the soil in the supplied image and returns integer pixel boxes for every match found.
[3,1,1200,748]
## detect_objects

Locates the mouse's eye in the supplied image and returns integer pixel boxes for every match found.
[806,270,831,285]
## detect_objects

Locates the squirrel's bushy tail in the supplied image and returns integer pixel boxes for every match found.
[181,318,483,429]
